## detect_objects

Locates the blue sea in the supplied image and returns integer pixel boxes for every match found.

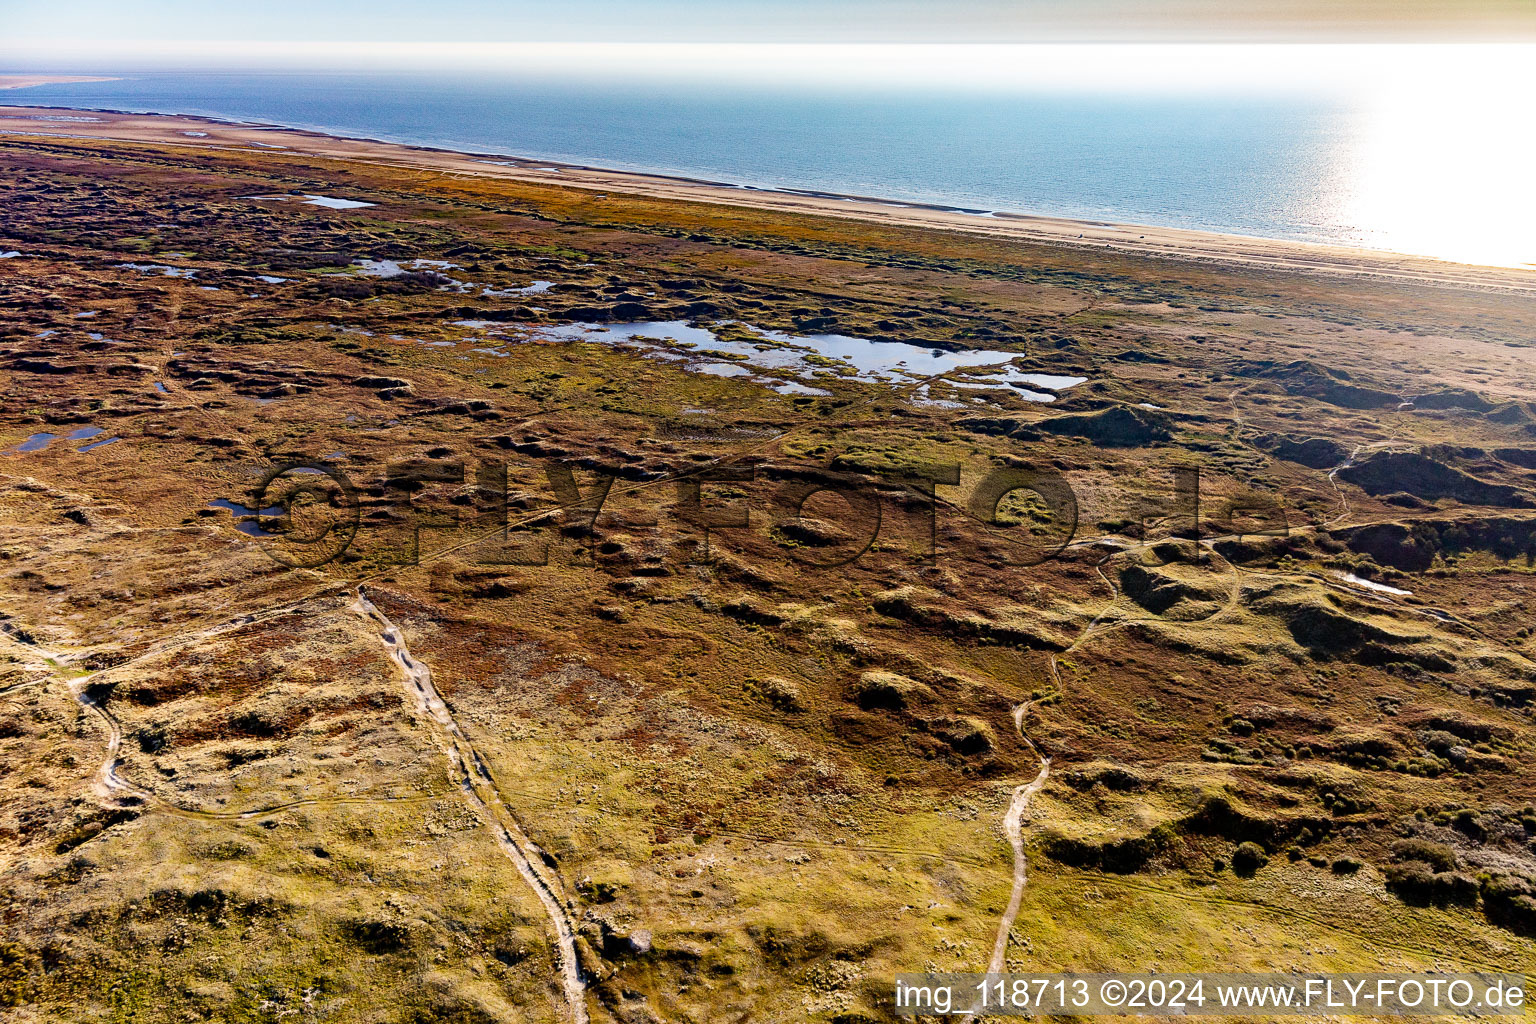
[2,68,1529,267]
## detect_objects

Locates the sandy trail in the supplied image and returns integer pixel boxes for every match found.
[68,675,146,804]
[350,587,589,1024]
[984,700,1051,977]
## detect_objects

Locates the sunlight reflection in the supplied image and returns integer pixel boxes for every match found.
[1336,49,1536,268]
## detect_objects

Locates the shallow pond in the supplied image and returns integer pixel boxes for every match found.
[454,318,1089,403]
[119,263,197,279]
[207,498,284,537]
[10,432,58,453]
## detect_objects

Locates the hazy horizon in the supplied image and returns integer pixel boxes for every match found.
[5,0,1536,46]
[5,42,1534,101]
[7,44,1534,268]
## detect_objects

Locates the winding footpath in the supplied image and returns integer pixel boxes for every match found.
[69,675,144,804]
[984,700,1052,978]
[350,588,590,1024]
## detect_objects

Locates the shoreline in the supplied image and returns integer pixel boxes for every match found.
[0,75,121,91]
[2,101,1533,293]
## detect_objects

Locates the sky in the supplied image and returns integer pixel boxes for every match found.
[3,0,1532,97]
[4,0,1535,47]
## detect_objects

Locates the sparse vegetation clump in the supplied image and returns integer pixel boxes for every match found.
[1232,841,1269,875]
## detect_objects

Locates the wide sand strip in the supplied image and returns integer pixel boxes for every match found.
[0,76,121,90]
[1,103,1532,292]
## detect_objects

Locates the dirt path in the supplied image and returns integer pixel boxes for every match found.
[350,587,590,1024]
[68,675,144,804]
[984,699,1051,977]
[972,533,1239,988]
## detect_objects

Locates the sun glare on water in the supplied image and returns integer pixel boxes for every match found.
[1332,46,1536,269]
[2,41,1530,268]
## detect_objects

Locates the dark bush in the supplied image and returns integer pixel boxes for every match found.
[1232,841,1268,875]
[0,941,29,1007]
[1450,809,1484,840]
[1480,875,1536,934]
[320,277,375,299]
[349,916,414,953]
[1417,730,1460,756]
[1385,863,1479,905]
[1389,839,1457,872]
[1042,825,1176,874]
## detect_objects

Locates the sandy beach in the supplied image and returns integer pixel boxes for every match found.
[0,75,120,90]
[1,102,1532,293]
